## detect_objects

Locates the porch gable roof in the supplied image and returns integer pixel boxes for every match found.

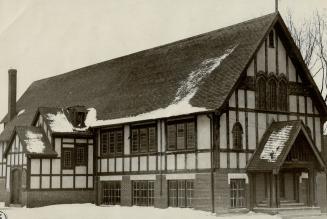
[4,126,57,158]
[246,120,326,173]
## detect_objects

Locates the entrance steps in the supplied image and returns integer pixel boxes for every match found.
[9,204,23,208]
[254,203,322,218]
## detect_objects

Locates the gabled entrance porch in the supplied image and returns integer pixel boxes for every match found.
[246,121,326,215]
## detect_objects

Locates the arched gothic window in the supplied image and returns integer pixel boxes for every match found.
[232,122,243,150]
[267,78,277,110]
[278,79,288,111]
[257,76,266,109]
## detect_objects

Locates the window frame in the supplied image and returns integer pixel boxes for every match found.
[278,76,288,111]
[102,181,121,205]
[75,143,88,166]
[100,128,124,157]
[166,118,196,151]
[232,122,243,150]
[130,123,157,154]
[62,148,74,169]
[256,75,267,110]
[230,179,246,208]
[132,180,155,206]
[267,76,278,110]
[168,179,194,208]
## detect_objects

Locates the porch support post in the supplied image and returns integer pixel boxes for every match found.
[276,174,280,208]
[267,173,271,207]
[249,173,256,210]
[271,173,277,208]
[308,168,316,207]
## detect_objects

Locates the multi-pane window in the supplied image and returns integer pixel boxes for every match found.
[257,77,266,110]
[267,78,277,110]
[101,128,123,156]
[230,179,246,208]
[131,125,157,154]
[75,144,87,166]
[232,122,243,150]
[167,119,196,151]
[168,180,194,208]
[62,148,73,169]
[132,181,155,206]
[102,181,121,205]
[278,79,288,111]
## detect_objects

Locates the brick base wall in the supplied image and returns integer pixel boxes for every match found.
[0,178,9,203]
[193,173,212,212]
[154,175,167,208]
[214,172,229,213]
[25,190,95,208]
[316,172,327,213]
[121,176,132,206]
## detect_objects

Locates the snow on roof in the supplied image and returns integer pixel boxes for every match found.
[91,45,237,127]
[24,130,46,153]
[45,110,74,132]
[260,125,293,162]
[17,109,25,117]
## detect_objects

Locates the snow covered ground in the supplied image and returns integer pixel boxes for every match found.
[1,204,281,219]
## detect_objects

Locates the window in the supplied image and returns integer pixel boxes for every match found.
[269,30,274,48]
[101,128,123,156]
[132,181,154,206]
[76,112,86,127]
[168,180,194,208]
[232,122,243,150]
[131,125,157,154]
[167,119,196,151]
[230,179,246,208]
[267,78,277,110]
[257,76,266,109]
[62,148,74,169]
[278,79,288,111]
[75,144,87,166]
[102,181,121,205]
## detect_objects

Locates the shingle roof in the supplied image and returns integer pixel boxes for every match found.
[247,120,326,173]
[0,13,279,141]
[5,126,57,158]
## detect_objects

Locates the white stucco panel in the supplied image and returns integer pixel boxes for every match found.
[197,115,211,150]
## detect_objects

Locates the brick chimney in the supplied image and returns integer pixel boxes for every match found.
[8,69,17,120]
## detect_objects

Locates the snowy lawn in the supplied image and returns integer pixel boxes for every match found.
[2,203,281,219]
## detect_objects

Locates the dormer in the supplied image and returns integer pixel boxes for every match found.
[67,106,87,128]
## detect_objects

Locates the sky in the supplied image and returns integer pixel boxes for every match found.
[0,0,326,119]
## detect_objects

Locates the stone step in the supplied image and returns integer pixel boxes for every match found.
[280,202,305,207]
[9,204,23,208]
[253,206,321,216]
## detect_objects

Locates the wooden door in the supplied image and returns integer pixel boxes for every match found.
[11,169,22,204]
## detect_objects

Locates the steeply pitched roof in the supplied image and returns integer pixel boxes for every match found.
[247,120,326,173]
[0,13,279,141]
[5,126,57,158]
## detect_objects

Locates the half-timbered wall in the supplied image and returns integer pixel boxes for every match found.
[97,114,212,178]
[0,142,7,178]
[219,28,324,169]
[36,115,52,145]
[29,137,93,190]
[5,134,27,191]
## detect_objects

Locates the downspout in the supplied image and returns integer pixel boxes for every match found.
[207,113,215,213]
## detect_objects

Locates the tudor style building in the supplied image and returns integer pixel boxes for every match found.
[0,12,326,215]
